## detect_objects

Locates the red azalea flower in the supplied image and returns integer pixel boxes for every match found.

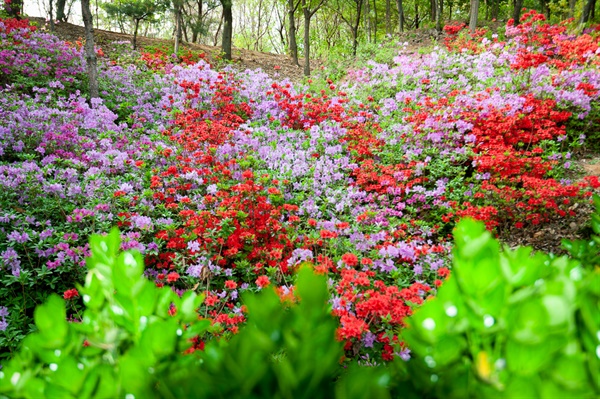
[167,272,180,283]
[341,253,359,267]
[256,275,270,288]
[63,288,79,300]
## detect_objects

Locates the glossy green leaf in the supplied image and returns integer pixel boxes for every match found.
[506,340,553,375]
[180,291,204,323]
[507,299,549,344]
[33,294,68,347]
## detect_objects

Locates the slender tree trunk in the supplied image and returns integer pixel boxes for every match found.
[372,0,377,43]
[182,15,189,42]
[288,0,299,65]
[174,2,183,55]
[415,1,419,29]
[469,0,479,33]
[581,0,595,24]
[512,0,524,24]
[435,0,441,33]
[133,19,140,49]
[430,0,435,21]
[396,0,404,32]
[365,0,371,42]
[81,0,99,99]
[352,0,363,56]
[56,0,67,21]
[385,0,391,34]
[214,14,223,46]
[221,0,233,60]
[303,6,311,75]
[49,0,55,32]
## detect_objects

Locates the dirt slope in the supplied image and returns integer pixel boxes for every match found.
[28,17,307,82]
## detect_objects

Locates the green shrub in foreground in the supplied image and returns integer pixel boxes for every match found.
[0,229,388,399]
[1,196,598,398]
[393,195,600,398]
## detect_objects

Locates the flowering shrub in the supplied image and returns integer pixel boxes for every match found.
[1,204,598,397]
[0,19,85,93]
[140,44,208,72]
[0,230,389,398]
[392,196,600,398]
[0,16,599,366]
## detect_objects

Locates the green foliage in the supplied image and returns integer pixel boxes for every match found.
[0,229,208,399]
[102,0,169,22]
[0,230,388,398]
[2,199,599,398]
[394,194,600,398]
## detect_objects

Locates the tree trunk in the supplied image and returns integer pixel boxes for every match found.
[385,0,391,34]
[81,0,99,99]
[365,0,371,43]
[430,0,435,21]
[221,0,233,60]
[581,0,595,24]
[415,1,419,29]
[56,0,67,21]
[435,0,441,33]
[396,0,404,32]
[303,5,311,75]
[49,0,55,32]
[352,0,363,56]
[469,0,479,33]
[492,0,499,19]
[133,19,140,49]
[174,2,183,55]
[182,15,189,42]
[512,0,523,24]
[214,13,223,46]
[288,0,299,65]
[372,0,377,43]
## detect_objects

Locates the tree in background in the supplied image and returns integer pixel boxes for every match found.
[330,0,363,56]
[581,0,597,25]
[56,0,67,21]
[396,0,404,32]
[3,0,23,18]
[288,0,301,65]
[81,0,99,99]
[219,0,232,59]
[102,0,169,49]
[173,0,183,54]
[301,0,326,75]
[512,0,524,24]
[469,0,479,33]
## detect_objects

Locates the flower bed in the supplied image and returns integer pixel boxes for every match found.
[1,14,599,365]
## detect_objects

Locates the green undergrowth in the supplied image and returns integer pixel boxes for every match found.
[1,196,598,398]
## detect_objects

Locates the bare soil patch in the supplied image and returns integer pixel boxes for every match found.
[28,17,307,82]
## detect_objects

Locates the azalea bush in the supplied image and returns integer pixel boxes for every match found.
[0,201,598,397]
[0,18,85,94]
[1,14,600,366]
[390,195,600,398]
[0,229,389,398]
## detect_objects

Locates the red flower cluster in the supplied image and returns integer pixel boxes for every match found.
[63,288,79,300]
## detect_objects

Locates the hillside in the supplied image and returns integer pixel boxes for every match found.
[28,16,309,82]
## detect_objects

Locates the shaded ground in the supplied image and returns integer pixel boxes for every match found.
[29,17,308,82]
[29,17,600,255]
